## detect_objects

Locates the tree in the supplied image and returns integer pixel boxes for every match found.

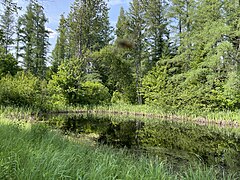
[127,0,146,104]
[68,0,113,58]
[142,0,240,110]
[51,14,68,73]
[91,46,136,103]
[17,0,49,78]
[0,46,19,78]
[115,7,129,41]
[0,0,16,54]
[143,0,170,66]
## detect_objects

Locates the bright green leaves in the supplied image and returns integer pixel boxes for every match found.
[48,58,85,105]
[91,46,136,103]
[0,72,49,109]
[141,0,240,111]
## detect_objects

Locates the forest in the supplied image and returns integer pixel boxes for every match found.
[1,0,240,179]
[0,0,239,112]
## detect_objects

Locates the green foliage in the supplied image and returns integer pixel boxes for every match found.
[17,0,49,78]
[79,81,110,105]
[141,63,181,110]
[141,0,240,111]
[0,0,16,54]
[0,118,237,179]
[48,58,85,106]
[92,46,136,103]
[111,91,131,104]
[222,71,240,110]
[67,0,113,58]
[0,47,19,77]
[51,14,68,73]
[0,72,49,110]
[49,57,110,106]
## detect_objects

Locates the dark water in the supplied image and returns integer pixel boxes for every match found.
[41,113,240,173]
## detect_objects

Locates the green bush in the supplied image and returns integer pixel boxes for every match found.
[0,47,19,78]
[142,61,240,111]
[0,72,49,110]
[48,58,85,106]
[79,81,110,105]
[111,90,131,104]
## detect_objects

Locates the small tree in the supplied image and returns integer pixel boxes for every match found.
[0,46,19,78]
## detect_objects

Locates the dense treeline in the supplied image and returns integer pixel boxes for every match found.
[0,0,239,111]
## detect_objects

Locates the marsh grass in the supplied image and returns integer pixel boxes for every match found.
[2,103,240,124]
[0,118,238,179]
[62,104,240,125]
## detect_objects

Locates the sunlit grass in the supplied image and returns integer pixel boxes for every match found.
[2,103,240,124]
[0,118,237,179]
[63,104,240,123]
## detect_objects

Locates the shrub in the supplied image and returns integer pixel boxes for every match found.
[0,72,49,110]
[79,81,110,105]
[111,90,131,104]
[0,47,19,78]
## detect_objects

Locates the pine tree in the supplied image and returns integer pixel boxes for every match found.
[143,0,170,66]
[128,0,146,104]
[0,0,16,54]
[169,0,196,49]
[52,14,68,73]
[115,7,129,40]
[17,0,49,78]
[68,0,112,58]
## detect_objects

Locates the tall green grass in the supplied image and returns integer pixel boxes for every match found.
[0,118,237,179]
[2,102,240,124]
[62,104,240,123]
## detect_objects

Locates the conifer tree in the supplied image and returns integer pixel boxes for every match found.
[0,0,16,54]
[128,0,146,104]
[17,0,49,78]
[52,14,68,73]
[68,0,112,58]
[115,7,129,40]
[143,0,170,66]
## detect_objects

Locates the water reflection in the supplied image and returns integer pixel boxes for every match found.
[41,113,240,172]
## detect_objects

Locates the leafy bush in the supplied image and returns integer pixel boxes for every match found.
[48,58,110,106]
[142,61,240,111]
[111,90,131,104]
[48,58,85,106]
[79,81,110,105]
[0,47,19,78]
[0,72,49,110]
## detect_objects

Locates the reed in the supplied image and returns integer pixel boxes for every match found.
[0,118,237,179]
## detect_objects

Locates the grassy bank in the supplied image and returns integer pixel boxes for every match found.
[2,104,240,124]
[0,118,237,179]
[47,104,240,125]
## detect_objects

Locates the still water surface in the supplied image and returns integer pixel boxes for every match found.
[40,113,240,172]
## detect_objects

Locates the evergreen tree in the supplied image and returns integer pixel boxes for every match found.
[142,0,240,110]
[0,0,16,54]
[128,0,146,104]
[115,7,129,40]
[68,0,112,58]
[143,0,170,66]
[168,0,196,49]
[17,0,49,78]
[51,14,68,73]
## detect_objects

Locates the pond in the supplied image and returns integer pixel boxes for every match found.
[40,112,240,173]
